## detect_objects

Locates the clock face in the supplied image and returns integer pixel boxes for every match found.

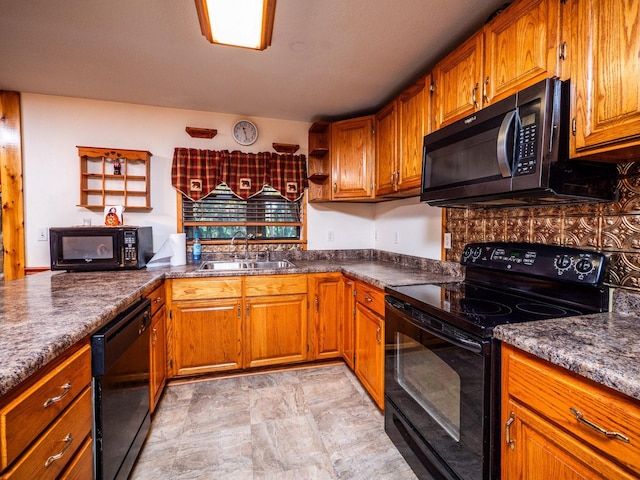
[232,120,258,146]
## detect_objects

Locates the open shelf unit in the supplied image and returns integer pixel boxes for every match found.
[307,121,331,201]
[77,146,152,212]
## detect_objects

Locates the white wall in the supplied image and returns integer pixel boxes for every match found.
[374,196,442,259]
[20,93,442,267]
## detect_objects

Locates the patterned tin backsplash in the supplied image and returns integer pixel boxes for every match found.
[445,162,640,290]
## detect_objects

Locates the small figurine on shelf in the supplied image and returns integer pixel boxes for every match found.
[104,205,124,226]
[113,159,122,175]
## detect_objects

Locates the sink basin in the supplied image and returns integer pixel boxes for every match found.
[198,259,295,271]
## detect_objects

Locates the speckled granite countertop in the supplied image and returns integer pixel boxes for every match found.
[494,310,640,402]
[0,253,463,398]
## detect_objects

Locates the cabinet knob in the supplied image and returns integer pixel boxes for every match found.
[505,411,515,450]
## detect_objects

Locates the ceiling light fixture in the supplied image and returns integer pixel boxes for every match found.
[195,0,276,50]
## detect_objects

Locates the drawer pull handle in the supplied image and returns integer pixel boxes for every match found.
[44,433,73,467]
[569,407,630,443]
[43,382,72,407]
[364,296,373,302]
[505,411,515,450]
[154,296,163,304]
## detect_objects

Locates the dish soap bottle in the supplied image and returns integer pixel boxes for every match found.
[192,230,201,263]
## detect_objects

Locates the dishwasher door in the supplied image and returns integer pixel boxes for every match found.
[92,298,151,480]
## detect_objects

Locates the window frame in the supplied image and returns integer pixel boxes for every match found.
[176,190,307,247]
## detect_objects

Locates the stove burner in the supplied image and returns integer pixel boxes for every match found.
[515,302,583,318]
[453,299,513,317]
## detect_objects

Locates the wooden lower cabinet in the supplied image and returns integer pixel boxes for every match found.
[149,304,167,412]
[245,293,308,368]
[172,298,243,376]
[354,302,384,409]
[308,273,343,360]
[0,341,92,479]
[341,276,356,369]
[502,344,640,479]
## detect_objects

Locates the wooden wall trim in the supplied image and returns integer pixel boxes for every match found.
[0,91,26,280]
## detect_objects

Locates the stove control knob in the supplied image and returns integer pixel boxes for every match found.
[472,247,482,259]
[575,258,595,275]
[462,246,473,261]
[555,255,573,271]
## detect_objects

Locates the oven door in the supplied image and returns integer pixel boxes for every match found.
[384,296,495,480]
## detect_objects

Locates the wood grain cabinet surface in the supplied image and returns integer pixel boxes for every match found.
[331,116,375,200]
[307,273,343,361]
[569,0,640,160]
[501,344,640,479]
[0,342,92,478]
[353,280,385,410]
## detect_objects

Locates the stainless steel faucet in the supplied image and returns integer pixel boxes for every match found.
[230,230,253,259]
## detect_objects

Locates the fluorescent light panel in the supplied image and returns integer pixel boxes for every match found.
[195,0,275,50]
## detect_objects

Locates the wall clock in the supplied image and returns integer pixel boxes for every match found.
[232,120,258,146]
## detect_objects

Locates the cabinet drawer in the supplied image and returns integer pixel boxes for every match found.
[58,435,93,480]
[171,277,243,301]
[355,281,385,317]
[505,347,640,474]
[245,274,307,297]
[2,387,92,479]
[0,343,91,470]
[146,282,166,315]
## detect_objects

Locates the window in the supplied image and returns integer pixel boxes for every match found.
[181,184,303,241]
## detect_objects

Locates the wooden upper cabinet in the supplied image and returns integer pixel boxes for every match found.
[331,116,375,199]
[483,0,561,106]
[375,100,398,197]
[432,30,484,129]
[397,75,429,194]
[570,0,640,160]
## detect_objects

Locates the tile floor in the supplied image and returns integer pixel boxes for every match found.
[131,363,418,479]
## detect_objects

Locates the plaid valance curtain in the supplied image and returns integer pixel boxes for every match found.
[171,148,308,201]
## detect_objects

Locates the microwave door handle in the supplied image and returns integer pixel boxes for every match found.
[497,110,518,178]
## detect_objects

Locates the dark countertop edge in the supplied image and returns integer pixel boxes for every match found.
[494,312,640,403]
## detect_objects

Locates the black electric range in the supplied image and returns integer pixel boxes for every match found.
[386,241,610,338]
[384,242,610,480]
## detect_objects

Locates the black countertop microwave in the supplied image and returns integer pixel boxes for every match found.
[420,78,618,208]
[50,226,153,271]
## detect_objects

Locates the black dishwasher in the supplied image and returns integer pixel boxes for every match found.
[92,298,151,480]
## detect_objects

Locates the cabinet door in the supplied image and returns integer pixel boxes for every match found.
[375,100,398,196]
[432,31,484,129]
[149,305,166,413]
[308,273,342,360]
[484,0,561,105]
[354,303,384,409]
[502,400,637,480]
[172,299,242,376]
[331,116,375,199]
[571,0,640,159]
[397,76,427,193]
[245,294,308,368]
[341,277,355,370]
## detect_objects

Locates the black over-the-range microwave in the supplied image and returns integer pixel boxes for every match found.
[50,226,153,271]
[420,78,619,208]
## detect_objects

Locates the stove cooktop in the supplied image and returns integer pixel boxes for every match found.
[386,281,603,338]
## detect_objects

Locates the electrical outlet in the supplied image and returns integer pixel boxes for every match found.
[328,230,335,242]
[444,232,452,249]
[37,228,48,242]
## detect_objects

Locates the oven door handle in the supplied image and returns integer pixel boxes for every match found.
[388,302,484,354]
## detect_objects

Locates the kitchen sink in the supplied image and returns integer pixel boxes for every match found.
[198,259,295,271]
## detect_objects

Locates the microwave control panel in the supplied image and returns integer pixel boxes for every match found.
[123,230,138,263]
[515,113,537,176]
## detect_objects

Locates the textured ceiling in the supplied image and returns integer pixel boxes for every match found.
[0,0,508,122]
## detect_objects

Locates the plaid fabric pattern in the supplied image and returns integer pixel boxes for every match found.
[171,148,225,201]
[172,149,308,201]
[221,150,270,199]
[269,153,308,201]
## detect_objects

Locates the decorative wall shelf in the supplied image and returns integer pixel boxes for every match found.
[77,146,152,212]
[185,127,218,139]
[272,143,300,153]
